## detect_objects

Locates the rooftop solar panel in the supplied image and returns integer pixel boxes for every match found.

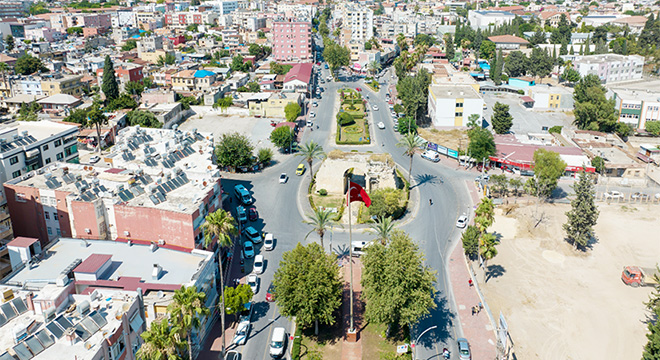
[11,298,27,314]
[0,313,6,327]
[149,195,160,205]
[24,335,44,356]
[1,302,17,320]
[89,310,108,328]
[73,323,92,341]
[155,192,166,202]
[35,330,54,348]
[161,182,172,192]
[130,186,145,196]
[45,322,64,339]
[62,173,76,184]
[0,352,15,360]
[81,317,100,333]
[54,315,73,330]
[12,342,32,360]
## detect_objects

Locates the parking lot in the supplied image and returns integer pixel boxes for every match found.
[482,92,573,134]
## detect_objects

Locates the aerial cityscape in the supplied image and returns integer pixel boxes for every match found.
[0,0,658,359]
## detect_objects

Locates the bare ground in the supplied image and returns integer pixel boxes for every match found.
[417,128,468,151]
[480,203,659,360]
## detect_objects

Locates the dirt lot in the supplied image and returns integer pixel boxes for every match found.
[418,128,468,151]
[481,203,658,360]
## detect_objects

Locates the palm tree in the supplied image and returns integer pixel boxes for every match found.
[368,216,395,245]
[202,209,237,359]
[295,140,326,182]
[479,232,499,272]
[304,208,340,251]
[396,133,424,185]
[168,285,210,360]
[136,318,184,360]
[474,198,494,234]
[0,62,9,94]
[86,99,108,153]
[369,60,381,76]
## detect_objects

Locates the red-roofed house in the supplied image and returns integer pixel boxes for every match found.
[539,11,568,27]
[283,63,313,93]
[487,35,530,50]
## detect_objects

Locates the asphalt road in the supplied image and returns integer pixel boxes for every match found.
[223,66,476,360]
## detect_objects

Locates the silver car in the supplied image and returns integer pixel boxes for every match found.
[456,215,468,228]
[457,338,471,360]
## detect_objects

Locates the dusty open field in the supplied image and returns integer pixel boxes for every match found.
[418,128,468,151]
[481,203,658,360]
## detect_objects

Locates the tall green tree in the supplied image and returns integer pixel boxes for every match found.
[223,284,253,317]
[86,100,108,153]
[532,148,567,197]
[396,68,431,122]
[643,304,660,359]
[295,140,326,181]
[202,209,237,359]
[323,39,350,74]
[168,286,210,360]
[102,55,119,101]
[444,33,455,61]
[269,126,294,149]
[467,127,496,167]
[273,243,343,334]
[489,52,500,85]
[461,225,480,258]
[492,102,513,134]
[15,54,46,75]
[573,74,618,132]
[126,110,161,128]
[137,318,184,360]
[396,132,425,185]
[529,28,546,46]
[284,102,301,122]
[480,40,496,60]
[529,47,553,82]
[562,66,581,84]
[213,96,233,113]
[303,208,339,251]
[5,35,14,51]
[563,171,599,249]
[361,230,436,333]
[215,132,254,169]
[474,197,499,271]
[504,51,528,78]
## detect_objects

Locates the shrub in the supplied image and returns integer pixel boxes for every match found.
[517,89,525,95]
[291,326,303,359]
[337,112,355,126]
[368,188,406,219]
[548,125,563,134]
[319,189,328,196]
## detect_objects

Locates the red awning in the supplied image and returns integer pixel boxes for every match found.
[520,96,535,103]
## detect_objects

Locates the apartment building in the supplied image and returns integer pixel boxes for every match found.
[96,63,144,92]
[40,74,87,97]
[428,85,484,127]
[272,21,312,62]
[570,54,644,84]
[207,0,238,14]
[4,127,221,250]
[171,69,217,91]
[111,9,137,28]
[342,5,374,45]
[467,10,515,30]
[0,1,28,19]
[164,11,219,28]
[609,87,660,130]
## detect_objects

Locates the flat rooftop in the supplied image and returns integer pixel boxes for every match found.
[609,81,660,97]
[0,120,79,155]
[0,288,137,360]
[4,238,213,290]
[429,84,482,99]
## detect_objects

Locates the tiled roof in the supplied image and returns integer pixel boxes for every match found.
[487,35,530,44]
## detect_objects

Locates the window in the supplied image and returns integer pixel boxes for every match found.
[455,112,463,117]
[12,171,20,179]
[54,212,58,220]
[43,144,49,151]
[56,228,61,236]
[47,227,52,235]
[56,153,63,161]
[45,212,50,220]
[45,158,51,164]
[9,156,18,165]
[54,139,62,147]
[456,102,463,108]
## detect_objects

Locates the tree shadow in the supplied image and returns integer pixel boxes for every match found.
[567,235,600,252]
[333,243,350,259]
[412,173,440,188]
[250,300,271,323]
[301,309,343,346]
[415,294,455,349]
[551,186,569,199]
[485,264,506,282]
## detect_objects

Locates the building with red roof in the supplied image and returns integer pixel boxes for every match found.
[283,63,313,93]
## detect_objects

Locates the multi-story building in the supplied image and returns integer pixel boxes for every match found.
[40,74,87,97]
[272,21,312,62]
[221,28,243,49]
[171,69,217,91]
[283,63,313,93]
[0,1,28,19]
[427,84,484,127]
[569,54,644,84]
[111,9,137,28]
[207,0,238,14]
[4,126,221,250]
[135,11,164,30]
[96,63,144,92]
[467,10,515,30]
[137,35,164,55]
[609,87,660,130]
[163,11,219,28]
[341,5,373,45]
[12,76,43,96]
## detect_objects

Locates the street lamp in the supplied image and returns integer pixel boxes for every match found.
[411,325,437,360]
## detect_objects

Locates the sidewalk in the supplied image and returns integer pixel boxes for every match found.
[340,255,363,360]
[445,180,498,359]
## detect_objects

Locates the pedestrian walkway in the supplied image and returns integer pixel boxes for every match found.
[340,256,363,360]
[444,180,498,359]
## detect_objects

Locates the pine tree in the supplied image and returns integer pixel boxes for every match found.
[579,44,584,55]
[102,55,119,101]
[584,36,591,55]
[642,306,660,359]
[491,101,513,134]
[569,45,575,55]
[563,171,599,249]
[560,41,568,56]
[490,52,501,85]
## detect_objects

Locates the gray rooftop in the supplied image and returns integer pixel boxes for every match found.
[429,84,482,99]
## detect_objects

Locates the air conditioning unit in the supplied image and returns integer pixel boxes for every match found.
[157,239,165,246]
[124,231,130,237]
[85,228,91,234]
[77,300,90,316]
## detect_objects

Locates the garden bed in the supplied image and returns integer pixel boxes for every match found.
[336,89,370,145]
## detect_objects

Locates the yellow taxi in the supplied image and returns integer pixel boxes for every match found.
[296,163,306,175]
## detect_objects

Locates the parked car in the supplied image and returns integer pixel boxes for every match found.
[279,173,288,184]
[234,185,253,205]
[456,215,468,228]
[243,226,261,243]
[266,283,276,302]
[604,191,624,200]
[296,164,306,176]
[309,111,316,118]
[264,233,274,251]
[457,338,471,360]
[89,155,100,164]
[225,351,241,360]
[355,87,362,92]
[253,254,264,274]
[520,170,535,176]
[421,150,441,163]
[312,102,318,107]
[237,206,248,224]
[243,241,255,259]
[247,274,258,294]
[248,207,258,221]
[232,317,251,345]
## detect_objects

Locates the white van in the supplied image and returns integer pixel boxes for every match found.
[269,327,287,358]
[351,241,372,257]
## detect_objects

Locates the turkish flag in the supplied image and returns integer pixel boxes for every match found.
[348,181,371,207]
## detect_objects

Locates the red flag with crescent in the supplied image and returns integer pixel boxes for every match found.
[348,181,371,207]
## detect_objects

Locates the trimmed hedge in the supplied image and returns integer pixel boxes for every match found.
[291,325,303,359]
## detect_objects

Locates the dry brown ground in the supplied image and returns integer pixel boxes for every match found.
[418,128,468,151]
[480,203,659,360]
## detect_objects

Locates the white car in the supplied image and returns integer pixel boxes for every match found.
[372,104,378,111]
[253,254,264,274]
[232,318,251,345]
[247,274,258,294]
[89,155,100,163]
[312,102,318,107]
[264,233,274,251]
[309,111,316,118]
[377,122,385,129]
[421,150,440,163]
[456,215,468,228]
[604,191,624,200]
[279,173,288,184]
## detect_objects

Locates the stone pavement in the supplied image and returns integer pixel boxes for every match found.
[340,255,363,360]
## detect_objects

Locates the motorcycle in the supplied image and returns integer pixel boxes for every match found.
[442,348,450,359]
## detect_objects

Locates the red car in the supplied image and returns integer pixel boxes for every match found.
[266,283,276,302]
[248,207,258,221]
[355,87,362,92]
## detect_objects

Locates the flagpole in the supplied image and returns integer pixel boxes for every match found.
[348,189,355,333]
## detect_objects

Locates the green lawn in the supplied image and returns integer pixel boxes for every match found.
[361,322,412,360]
[338,119,370,144]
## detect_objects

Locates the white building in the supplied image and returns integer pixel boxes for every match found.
[207,0,238,14]
[609,86,660,130]
[339,4,374,44]
[428,85,484,127]
[111,10,137,28]
[467,10,515,30]
[569,54,644,84]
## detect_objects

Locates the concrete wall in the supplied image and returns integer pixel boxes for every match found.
[113,205,198,249]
